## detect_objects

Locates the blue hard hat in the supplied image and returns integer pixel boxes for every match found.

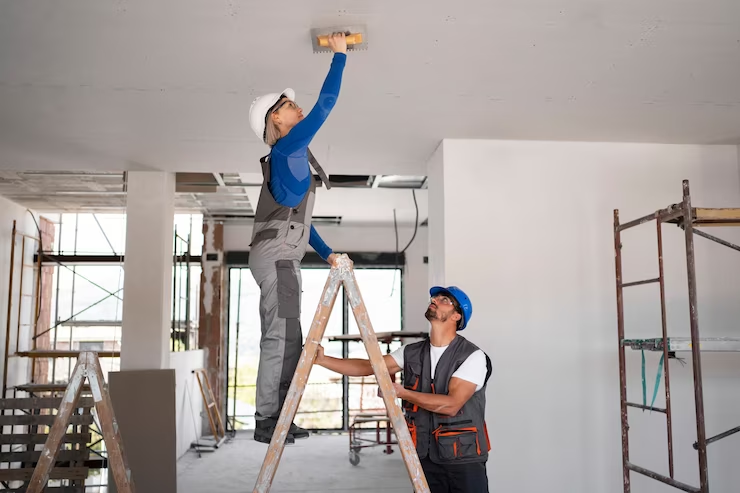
[429,285,472,331]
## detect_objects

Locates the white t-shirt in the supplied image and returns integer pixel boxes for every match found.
[390,344,489,392]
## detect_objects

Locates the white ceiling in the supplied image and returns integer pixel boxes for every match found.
[1,0,740,179]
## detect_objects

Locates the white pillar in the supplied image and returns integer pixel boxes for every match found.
[120,171,175,370]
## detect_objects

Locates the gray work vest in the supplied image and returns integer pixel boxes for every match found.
[249,148,331,261]
[402,335,492,465]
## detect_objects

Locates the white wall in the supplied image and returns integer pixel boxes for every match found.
[427,142,445,289]
[431,140,740,493]
[224,224,430,331]
[170,349,205,459]
[0,195,39,392]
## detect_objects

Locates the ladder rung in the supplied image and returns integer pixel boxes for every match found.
[627,402,666,413]
[621,278,660,288]
[22,263,37,268]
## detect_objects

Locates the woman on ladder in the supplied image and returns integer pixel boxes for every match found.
[247,32,349,445]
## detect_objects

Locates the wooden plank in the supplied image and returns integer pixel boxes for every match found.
[0,414,93,426]
[16,350,121,358]
[694,208,740,226]
[0,449,87,463]
[7,488,83,493]
[0,467,88,481]
[0,433,91,445]
[15,384,91,393]
[0,397,95,410]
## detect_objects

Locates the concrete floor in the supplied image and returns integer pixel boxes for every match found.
[177,432,413,493]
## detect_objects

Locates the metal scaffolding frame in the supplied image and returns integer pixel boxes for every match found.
[614,179,740,493]
[2,212,201,490]
[2,220,42,397]
[172,218,197,351]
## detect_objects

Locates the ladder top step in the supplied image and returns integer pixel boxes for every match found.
[328,330,429,343]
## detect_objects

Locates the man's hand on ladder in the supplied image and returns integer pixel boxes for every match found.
[314,344,325,364]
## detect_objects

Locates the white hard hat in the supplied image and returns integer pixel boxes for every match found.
[249,88,296,143]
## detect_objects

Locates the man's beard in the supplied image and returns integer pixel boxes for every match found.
[425,306,447,323]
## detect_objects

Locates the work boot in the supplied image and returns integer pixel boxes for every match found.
[289,422,310,440]
[254,418,295,445]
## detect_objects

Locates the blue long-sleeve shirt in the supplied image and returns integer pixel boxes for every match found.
[267,53,346,261]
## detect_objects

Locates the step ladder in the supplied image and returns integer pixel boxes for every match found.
[26,351,135,493]
[253,255,430,493]
[193,368,226,449]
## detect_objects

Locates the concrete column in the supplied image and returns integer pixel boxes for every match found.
[112,171,177,493]
[198,219,226,419]
[120,171,175,370]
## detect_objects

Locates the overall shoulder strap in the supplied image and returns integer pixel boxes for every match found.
[306,147,332,190]
[259,153,271,181]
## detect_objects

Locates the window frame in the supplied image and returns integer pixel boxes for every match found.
[224,251,405,432]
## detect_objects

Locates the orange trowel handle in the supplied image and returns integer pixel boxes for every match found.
[317,32,363,47]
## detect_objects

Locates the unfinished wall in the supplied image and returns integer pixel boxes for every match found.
[199,219,226,429]
[0,195,39,393]
[430,140,740,493]
[223,224,429,331]
[170,349,205,459]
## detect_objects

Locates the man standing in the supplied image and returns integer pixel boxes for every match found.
[316,285,492,493]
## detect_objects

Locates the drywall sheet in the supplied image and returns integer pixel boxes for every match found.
[108,369,177,493]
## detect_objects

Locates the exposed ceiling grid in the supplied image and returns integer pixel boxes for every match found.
[0,1,739,224]
[0,170,427,225]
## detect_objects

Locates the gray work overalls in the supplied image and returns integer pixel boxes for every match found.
[248,149,331,420]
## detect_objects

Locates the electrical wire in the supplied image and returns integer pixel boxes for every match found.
[401,189,419,254]
[390,189,420,296]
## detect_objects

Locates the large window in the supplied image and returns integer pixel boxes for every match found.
[38,212,203,386]
[226,265,403,431]
[16,212,203,492]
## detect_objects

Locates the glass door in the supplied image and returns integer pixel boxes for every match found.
[226,267,345,430]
